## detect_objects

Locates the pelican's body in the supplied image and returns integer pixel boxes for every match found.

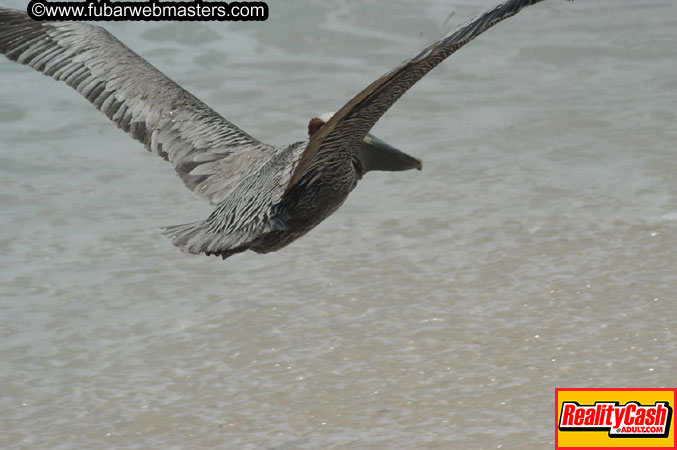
[178,139,360,258]
[0,0,558,259]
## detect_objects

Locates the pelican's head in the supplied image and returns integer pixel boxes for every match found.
[308,112,422,176]
[307,111,336,137]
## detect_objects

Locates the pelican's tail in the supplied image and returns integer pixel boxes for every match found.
[162,222,248,259]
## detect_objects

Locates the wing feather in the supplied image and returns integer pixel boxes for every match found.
[0,8,273,205]
[288,0,559,188]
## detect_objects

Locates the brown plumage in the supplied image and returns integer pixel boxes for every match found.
[308,117,326,137]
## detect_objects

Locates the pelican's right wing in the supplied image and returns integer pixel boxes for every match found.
[0,8,272,205]
[288,0,558,188]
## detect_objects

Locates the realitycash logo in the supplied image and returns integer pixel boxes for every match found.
[555,388,676,449]
[559,401,672,437]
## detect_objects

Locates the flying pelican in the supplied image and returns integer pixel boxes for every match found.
[0,0,558,259]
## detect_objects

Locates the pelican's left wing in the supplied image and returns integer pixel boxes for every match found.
[0,8,274,205]
[288,0,559,188]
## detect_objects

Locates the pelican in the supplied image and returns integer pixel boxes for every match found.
[0,0,558,259]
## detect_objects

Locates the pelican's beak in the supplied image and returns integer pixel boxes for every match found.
[357,134,423,174]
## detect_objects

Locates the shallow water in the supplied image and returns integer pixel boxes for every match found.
[1,0,676,448]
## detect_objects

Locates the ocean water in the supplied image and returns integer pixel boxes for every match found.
[1,0,675,448]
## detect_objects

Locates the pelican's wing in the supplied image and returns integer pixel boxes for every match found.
[0,8,272,205]
[288,0,556,188]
